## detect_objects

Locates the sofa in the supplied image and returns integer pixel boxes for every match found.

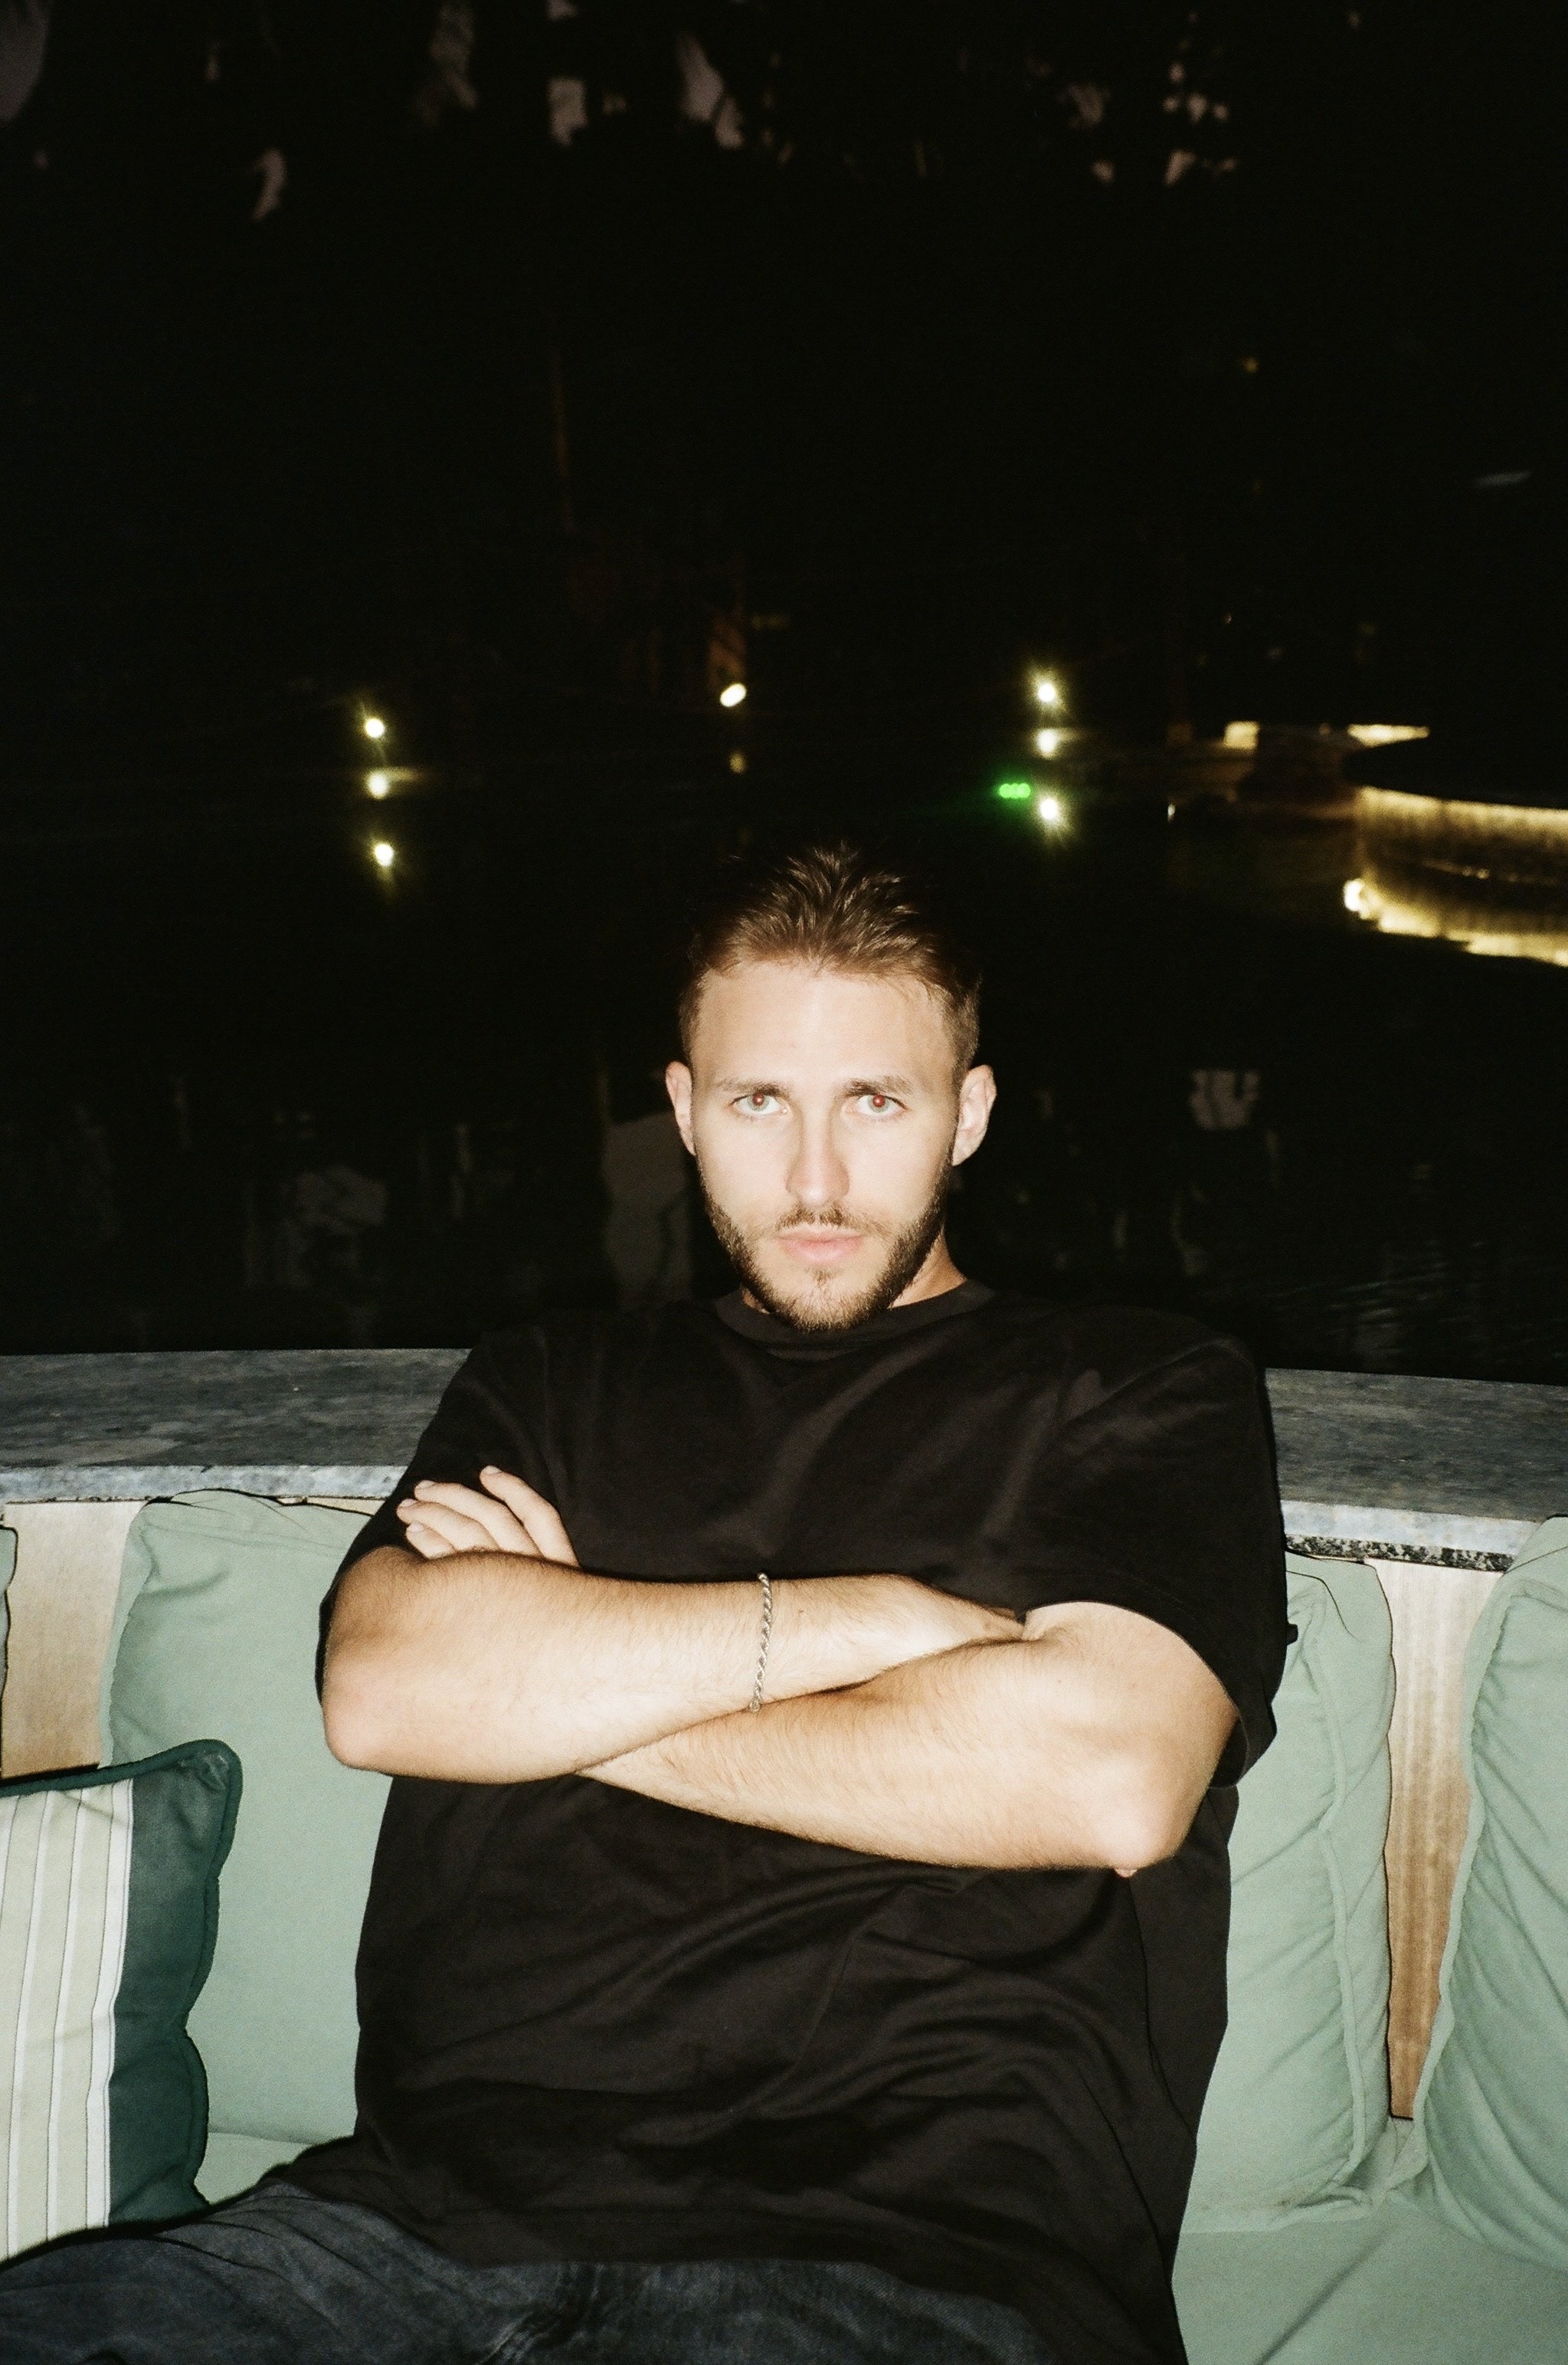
[3,1485,1568,2363]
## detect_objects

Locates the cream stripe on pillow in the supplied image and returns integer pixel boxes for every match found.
[85,1780,133,2229]
[0,1780,134,2255]
[46,1785,93,2238]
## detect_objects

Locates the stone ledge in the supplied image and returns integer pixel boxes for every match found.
[0,1466,399,1503]
[1,1348,1563,1531]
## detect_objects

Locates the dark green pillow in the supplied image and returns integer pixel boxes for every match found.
[0,1738,241,2256]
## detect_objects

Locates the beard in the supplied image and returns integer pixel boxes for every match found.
[699,1158,953,1333]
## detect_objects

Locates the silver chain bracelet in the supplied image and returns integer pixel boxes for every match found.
[749,1573,774,1713]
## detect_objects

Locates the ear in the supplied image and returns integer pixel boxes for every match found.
[951,1064,997,1168]
[665,1060,696,1154]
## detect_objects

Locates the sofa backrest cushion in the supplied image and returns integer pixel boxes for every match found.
[0,1738,240,2255]
[100,1506,1402,2214]
[103,1493,386,2150]
[1186,1551,1399,2225]
[1394,1517,1568,2269]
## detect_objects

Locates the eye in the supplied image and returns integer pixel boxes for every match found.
[856,1091,901,1116]
[735,1091,781,1116]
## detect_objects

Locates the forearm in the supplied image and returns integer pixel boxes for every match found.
[585,1629,1151,1869]
[323,1545,1013,1783]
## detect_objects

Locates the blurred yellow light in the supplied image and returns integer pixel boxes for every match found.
[1222,721,1259,751]
[719,683,747,709]
[372,840,394,869]
[1032,673,1062,710]
[728,750,747,774]
[1348,724,1429,747]
[362,714,388,741]
[1035,728,1062,757]
[1036,792,1066,829]
[1351,789,1568,968]
[1343,877,1366,912]
[367,771,390,799]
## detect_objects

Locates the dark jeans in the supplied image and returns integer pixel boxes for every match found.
[0,2183,1056,2365]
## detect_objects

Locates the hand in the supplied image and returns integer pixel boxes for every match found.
[396,1468,579,1566]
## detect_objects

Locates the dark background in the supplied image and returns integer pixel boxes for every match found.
[2,2,1563,1373]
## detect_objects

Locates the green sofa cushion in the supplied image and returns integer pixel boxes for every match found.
[1391,1517,1568,2271]
[1175,2189,1568,2365]
[0,1740,240,2255]
[1187,1553,1398,2225]
[103,1493,386,2169]
[97,1510,1401,2221]
[196,2130,307,2204]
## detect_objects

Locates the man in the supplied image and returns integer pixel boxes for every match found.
[3,843,1288,2364]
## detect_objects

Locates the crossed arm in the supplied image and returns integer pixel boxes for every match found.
[322,1472,1237,1872]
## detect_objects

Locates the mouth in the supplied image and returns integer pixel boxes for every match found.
[773,1227,866,1269]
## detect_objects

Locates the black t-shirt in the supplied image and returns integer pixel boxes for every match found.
[283,1286,1288,2365]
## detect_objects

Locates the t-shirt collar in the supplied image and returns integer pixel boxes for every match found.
[713,1277,994,1357]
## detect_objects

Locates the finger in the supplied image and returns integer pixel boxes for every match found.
[403,1520,455,1560]
[480,1469,579,1567]
[411,1479,535,1555]
[396,1499,499,1554]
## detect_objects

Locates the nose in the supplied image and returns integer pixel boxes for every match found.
[785,1108,850,1213]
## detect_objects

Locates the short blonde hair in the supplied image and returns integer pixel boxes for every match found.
[678,843,981,1074]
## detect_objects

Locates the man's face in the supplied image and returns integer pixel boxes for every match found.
[666,960,995,1331]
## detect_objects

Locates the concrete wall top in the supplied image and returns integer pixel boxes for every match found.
[0,1348,1563,1562]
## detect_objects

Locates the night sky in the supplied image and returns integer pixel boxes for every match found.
[2,4,1563,1365]
[4,2,1557,776]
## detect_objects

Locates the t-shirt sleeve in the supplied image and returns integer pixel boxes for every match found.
[1007,1334,1289,1786]
[316,1329,556,1685]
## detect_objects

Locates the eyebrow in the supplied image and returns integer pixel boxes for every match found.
[712,1074,918,1096]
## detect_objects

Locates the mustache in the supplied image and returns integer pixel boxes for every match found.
[771,1207,889,1239]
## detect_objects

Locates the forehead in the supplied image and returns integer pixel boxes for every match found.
[689,961,953,1077]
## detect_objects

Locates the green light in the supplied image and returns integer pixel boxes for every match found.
[996,781,1033,801]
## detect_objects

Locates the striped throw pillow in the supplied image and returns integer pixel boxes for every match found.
[0,1739,240,2259]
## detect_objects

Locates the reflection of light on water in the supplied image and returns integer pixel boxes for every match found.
[1357,787,1568,883]
[1347,723,1429,748]
[1347,788,1568,968]
[1348,872,1568,965]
